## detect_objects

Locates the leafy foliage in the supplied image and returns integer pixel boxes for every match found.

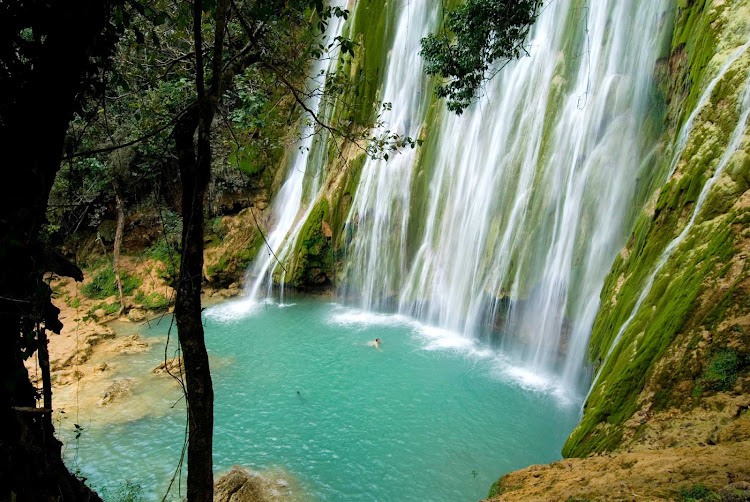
[134,290,169,310]
[143,240,181,283]
[698,349,742,392]
[679,484,720,501]
[89,301,121,316]
[81,266,141,299]
[421,0,542,113]
[47,0,368,242]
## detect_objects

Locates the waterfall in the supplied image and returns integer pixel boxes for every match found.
[244,3,346,302]
[339,2,440,309]
[340,0,672,391]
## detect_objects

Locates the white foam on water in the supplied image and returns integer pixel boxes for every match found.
[490,359,579,407]
[415,324,477,352]
[328,306,415,329]
[204,298,265,323]
[328,306,580,406]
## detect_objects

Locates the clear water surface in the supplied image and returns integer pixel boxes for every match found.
[65,298,581,501]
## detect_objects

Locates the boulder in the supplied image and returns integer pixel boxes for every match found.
[127,308,146,322]
[214,467,292,502]
[152,357,183,376]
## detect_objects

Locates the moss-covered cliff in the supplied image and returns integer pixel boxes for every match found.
[272,0,401,290]
[564,0,750,458]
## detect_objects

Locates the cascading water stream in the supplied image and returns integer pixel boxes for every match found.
[243,2,346,302]
[665,39,750,179]
[585,61,750,402]
[339,2,439,310]
[341,0,671,392]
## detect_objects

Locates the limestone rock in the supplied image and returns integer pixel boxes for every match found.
[116,334,150,354]
[127,308,146,322]
[152,357,183,376]
[214,467,292,502]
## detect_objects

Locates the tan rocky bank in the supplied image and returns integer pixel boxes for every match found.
[484,445,750,501]
[485,392,750,501]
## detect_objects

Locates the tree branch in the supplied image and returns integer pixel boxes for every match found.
[60,112,183,161]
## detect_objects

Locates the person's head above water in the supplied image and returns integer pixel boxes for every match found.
[375,338,380,342]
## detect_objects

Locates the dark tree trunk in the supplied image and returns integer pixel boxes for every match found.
[37,326,53,414]
[112,179,126,315]
[174,105,215,502]
[171,1,232,499]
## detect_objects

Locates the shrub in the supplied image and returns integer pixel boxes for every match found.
[700,349,741,392]
[679,484,720,501]
[143,241,180,282]
[487,479,505,498]
[89,302,120,316]
[134,290,170,310]
[81,266,141,300]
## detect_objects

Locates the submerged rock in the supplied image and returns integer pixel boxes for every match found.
[98,378,136,406]
[116,333,150,354]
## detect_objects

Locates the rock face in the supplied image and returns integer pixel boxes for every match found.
[213,467,292,502]
[484,441,750,501]
[203,208,264,289]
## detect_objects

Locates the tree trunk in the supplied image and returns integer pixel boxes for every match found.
[37,326,53,413]
[172,1,231,499]
[112,179,126,315]
[174,106,215,502]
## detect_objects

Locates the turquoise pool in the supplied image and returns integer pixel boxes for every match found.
[64,298,581,501]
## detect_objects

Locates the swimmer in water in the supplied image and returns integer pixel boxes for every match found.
[366,338,382,350]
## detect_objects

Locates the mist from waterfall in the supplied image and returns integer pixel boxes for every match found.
[340,0,673,391]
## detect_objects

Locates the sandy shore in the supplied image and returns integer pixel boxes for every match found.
[26,272,244,429]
